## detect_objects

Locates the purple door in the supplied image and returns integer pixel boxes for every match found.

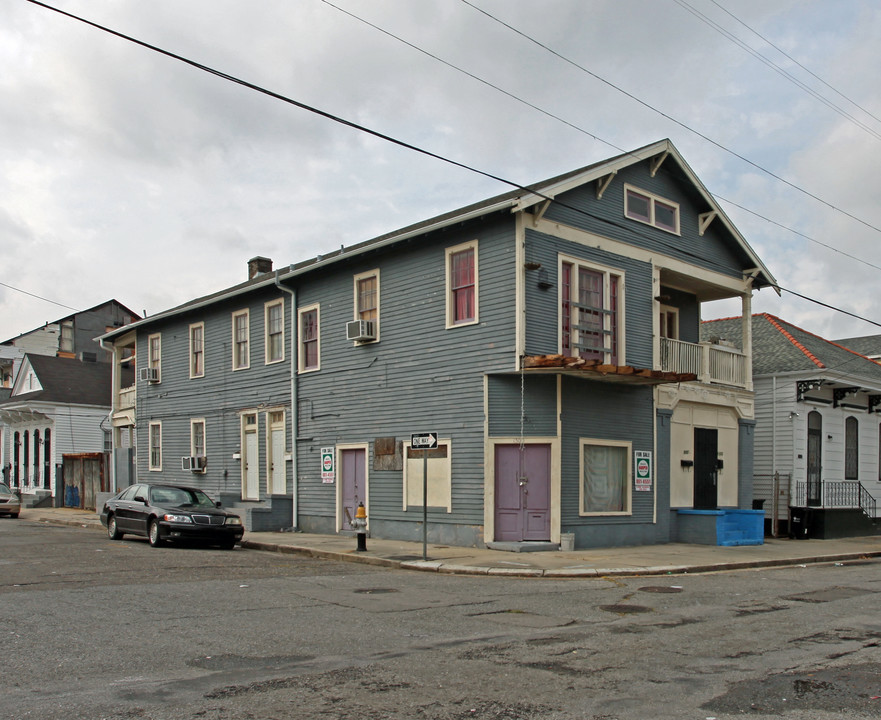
[340,448,365,532]
[494,444,551,541]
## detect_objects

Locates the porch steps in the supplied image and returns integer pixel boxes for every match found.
[229,497,293,533]
[485,541,560,553]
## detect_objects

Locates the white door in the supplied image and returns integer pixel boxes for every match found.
[242,414,259,500]
[268,411,286,495]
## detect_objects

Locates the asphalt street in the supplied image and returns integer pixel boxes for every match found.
[3,518,881,720]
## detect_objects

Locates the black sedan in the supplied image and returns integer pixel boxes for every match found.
[100,483,244,549]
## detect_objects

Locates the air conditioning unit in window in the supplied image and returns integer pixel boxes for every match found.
[181,456,207,471]
[139,367,160,383]
[346,320,376,342]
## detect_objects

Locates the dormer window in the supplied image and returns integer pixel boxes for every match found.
[624,184,679,234]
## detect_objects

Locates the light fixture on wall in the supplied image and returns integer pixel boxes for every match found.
[789,411,799,419]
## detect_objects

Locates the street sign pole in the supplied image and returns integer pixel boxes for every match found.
[422,449,428,561]
[411,432,438,562]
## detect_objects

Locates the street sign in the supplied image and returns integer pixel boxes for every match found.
[411,432,438,450]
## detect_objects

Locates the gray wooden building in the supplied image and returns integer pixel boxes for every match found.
[101,140,777,549]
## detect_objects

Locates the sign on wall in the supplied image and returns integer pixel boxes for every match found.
[635,450,652,492]
[320,447,335,484]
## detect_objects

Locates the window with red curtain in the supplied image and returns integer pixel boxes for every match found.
[450,247,475,324]
[301,308,318,370]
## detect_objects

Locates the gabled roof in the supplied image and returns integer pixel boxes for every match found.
[703,314,881,382]
[0,355,122,407]
[2,299,141,345]
[102,139,777,341]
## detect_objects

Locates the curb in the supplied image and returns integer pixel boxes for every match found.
[28,514,881,578]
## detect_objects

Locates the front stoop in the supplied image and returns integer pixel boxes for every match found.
[485,541,560,553]
[674,509,764,546]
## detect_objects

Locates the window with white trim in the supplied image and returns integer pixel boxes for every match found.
[624,184,680,234]
[659,305,679,339]
[191,418,206,472]
[846,416,859,480]
[189,322,205,378]
[560,256,623,364]
[353,269,380,341]
[446,241,478,327]
[148,333,161,382]
[265,299,285,363]
[232,310,250,370]
[298,304,320,372]
[148,422,162,471]
[580,439,631,515]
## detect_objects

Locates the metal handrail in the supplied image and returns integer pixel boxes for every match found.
[794,480,877,520]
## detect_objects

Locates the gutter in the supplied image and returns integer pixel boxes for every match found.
[98,336,117,492]
[275,269,298,530]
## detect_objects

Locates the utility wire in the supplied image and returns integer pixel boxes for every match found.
[24,0,881,332]
[706,0,881,129]
[0,281,80,313]
[674,0,881,141]
[459,0,881,237]
[322,0,881,278]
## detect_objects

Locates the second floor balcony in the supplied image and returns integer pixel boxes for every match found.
[660,337,748,388]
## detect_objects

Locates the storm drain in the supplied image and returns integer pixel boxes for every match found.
[638,585,684,594]
[353,588,400,594]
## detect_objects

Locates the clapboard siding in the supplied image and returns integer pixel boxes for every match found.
[487,374,557,437]
[294,212,517,528]
[560,376,654,526]
[524,228,654,368]
[135,287,293,501]
[544,161,748,281]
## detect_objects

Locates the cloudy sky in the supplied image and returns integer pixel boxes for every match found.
[3,0,880,343]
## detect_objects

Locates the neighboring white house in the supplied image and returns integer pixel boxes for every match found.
[0,354,132,507]
[704,314,881,539]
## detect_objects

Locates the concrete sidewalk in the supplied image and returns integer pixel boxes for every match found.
[21,506,881,578]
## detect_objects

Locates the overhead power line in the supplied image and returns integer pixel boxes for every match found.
[674,0,881,141]
[706,0,881,129]
[458,0,881,238]
[23,1,881,331]
[0,281,80,313]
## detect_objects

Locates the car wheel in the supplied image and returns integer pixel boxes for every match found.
[148,519,163,547]
[107,515,123,540]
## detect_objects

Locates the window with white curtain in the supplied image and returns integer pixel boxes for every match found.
[580,439,631,515]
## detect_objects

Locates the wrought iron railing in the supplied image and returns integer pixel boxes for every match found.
[660,338,747,387]
[794,481,877,520]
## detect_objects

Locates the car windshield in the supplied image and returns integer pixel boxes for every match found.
[0,483,12,495]
[149,487,216,508]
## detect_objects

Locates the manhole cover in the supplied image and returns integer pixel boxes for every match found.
[353,588,400,594]
[600,604,652,614]
[638,585,684,594]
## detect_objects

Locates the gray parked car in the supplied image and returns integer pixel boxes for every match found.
[0,483,20,518]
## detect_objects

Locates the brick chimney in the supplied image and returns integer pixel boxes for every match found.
[248,256,273,280]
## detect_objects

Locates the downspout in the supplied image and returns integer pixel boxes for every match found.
[275,269,298,530]
[99,336,117,492]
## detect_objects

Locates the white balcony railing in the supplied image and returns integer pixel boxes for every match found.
[660,338,747,388]
[118,385,136,411]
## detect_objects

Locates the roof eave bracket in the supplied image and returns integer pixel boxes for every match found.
[650,151,669,177]
[596,171,617,200]
[698,210,718,236]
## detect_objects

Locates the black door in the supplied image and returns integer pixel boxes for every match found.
[807,411,822,505]
[694,428,718,509]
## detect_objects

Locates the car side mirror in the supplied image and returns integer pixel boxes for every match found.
[216,501,222,508]
[134,495,147,504]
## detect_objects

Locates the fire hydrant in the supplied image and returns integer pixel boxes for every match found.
[352,502,368,552]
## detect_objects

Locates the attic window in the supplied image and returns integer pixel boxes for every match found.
[624,184,679,235]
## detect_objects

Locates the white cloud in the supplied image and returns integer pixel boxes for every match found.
[2,0,881,345]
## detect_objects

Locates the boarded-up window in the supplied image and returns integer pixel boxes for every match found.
[403,442,451,512]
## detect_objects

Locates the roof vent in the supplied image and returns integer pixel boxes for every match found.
[248,256,273,279]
